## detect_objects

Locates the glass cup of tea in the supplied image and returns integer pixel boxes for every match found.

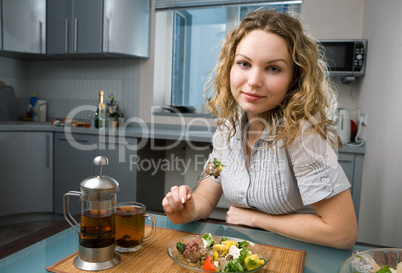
[115,202,156,252]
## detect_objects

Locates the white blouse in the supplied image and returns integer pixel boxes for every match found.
[208,116,350,215]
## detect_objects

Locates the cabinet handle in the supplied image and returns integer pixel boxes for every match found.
[106,17,110,52]
[39,21,43,53]
[46,134,50,168]
[338,159,353,162]
[58,137,89,142]
[74,18,78,52]
[98,140,135,145]
[65,19,69,52]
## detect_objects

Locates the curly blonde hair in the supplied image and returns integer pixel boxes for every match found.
[205,9,340,148]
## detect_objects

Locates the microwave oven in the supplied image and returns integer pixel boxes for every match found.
[317,39,367,82]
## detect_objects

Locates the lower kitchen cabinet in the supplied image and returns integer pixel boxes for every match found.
[1,129,365,223]
[54,133,139,216]
[338,150,365,220]
[94,135,137,203]
[93,136,167,213]
[54,132,95,215]
[135,139,167,212]
[0,131,53,217]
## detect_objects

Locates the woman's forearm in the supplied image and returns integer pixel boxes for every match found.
[250,211,356,249]
[226,191,357,249]
[192,182,224,221]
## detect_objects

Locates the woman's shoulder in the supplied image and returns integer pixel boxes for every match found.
[285,119,339,166]
[292,119,336,141]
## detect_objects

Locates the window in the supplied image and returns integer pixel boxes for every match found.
[171,7,226,106]
[171,10,193,105]
[154,2,302,108]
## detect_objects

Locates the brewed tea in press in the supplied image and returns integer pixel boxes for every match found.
[63,156,120,271]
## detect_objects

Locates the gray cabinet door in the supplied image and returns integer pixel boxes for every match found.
[54,132,95,215]
[0,2,2,51]
[73,0,103,53]
[338,152,354,185]
[0,132,53,217]
[338,151,364,220]
[2,0,46,53]
[46,0,73,54]
[94,136,137,203]
[47,0,102,54]
[54,133,138,215]
[103,0,150,57]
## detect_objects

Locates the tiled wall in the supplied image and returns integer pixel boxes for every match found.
[0,56,141,121]
[0,57,27,115]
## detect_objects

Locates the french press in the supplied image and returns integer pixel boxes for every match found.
[64,156,121,271]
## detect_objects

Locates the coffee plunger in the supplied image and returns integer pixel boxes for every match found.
[64,156,120,271]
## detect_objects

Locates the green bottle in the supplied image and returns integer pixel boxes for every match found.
[95,90,106,129]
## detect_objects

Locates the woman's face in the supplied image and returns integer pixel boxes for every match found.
[230,29,294,119]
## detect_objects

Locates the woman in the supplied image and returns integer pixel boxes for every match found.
[162,10,357,249]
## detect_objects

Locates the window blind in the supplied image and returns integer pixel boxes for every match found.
[156,0,302,11]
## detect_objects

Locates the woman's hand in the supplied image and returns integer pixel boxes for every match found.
[226,206,260,227]
[162,185,195,224]
[162,179,224,225]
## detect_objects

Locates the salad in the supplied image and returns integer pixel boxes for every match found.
[174,233,267,272]
[349,250,402,273]
[205,158,224,178]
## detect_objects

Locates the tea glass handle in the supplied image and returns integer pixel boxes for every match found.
[143,214,156,242]
[63,191,81,236]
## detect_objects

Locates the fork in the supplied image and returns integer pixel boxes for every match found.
[191,171,209,192]
[181,172,209,204]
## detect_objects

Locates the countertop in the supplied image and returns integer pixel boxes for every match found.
[0,121,365,153]
[0,121,215,143]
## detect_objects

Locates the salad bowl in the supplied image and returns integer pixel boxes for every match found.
[338,248,402,273]
[167,234,270,272]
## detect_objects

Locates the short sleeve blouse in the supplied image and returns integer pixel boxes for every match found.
[207,118,351,215]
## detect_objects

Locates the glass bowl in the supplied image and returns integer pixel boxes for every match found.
[167,235,270,272]
[338,248,402,273]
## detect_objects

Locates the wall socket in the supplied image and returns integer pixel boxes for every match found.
[360,113,368,126]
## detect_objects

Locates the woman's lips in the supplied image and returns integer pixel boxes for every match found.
[242,92,265,101]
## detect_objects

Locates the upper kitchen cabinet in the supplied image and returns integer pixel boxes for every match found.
[103,0,150,58]
[47,0,150,58]
[1,0,46,55]
[0,1,2,51]
[47,0,103,55]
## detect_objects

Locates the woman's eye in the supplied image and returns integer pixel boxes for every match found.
[268,66,281,72]
[238,61,250,68]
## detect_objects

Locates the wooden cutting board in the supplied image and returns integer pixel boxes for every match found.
[47,227,306,273]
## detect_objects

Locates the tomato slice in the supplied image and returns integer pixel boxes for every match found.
[203,256,217,271]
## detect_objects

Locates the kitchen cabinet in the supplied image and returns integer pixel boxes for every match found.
[103,0,150,57]
[54,132,95,215]
[47,0,102,54]
[0,2,2,51]
[47,0,150,58]
[54,133,139,215]
[1,0,46,54]
[338,150,365,220]
[94,135,137,203]
[0,132,53,217]
[135,139,167,212]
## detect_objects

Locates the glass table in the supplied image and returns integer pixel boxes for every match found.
[0,213,373,273]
